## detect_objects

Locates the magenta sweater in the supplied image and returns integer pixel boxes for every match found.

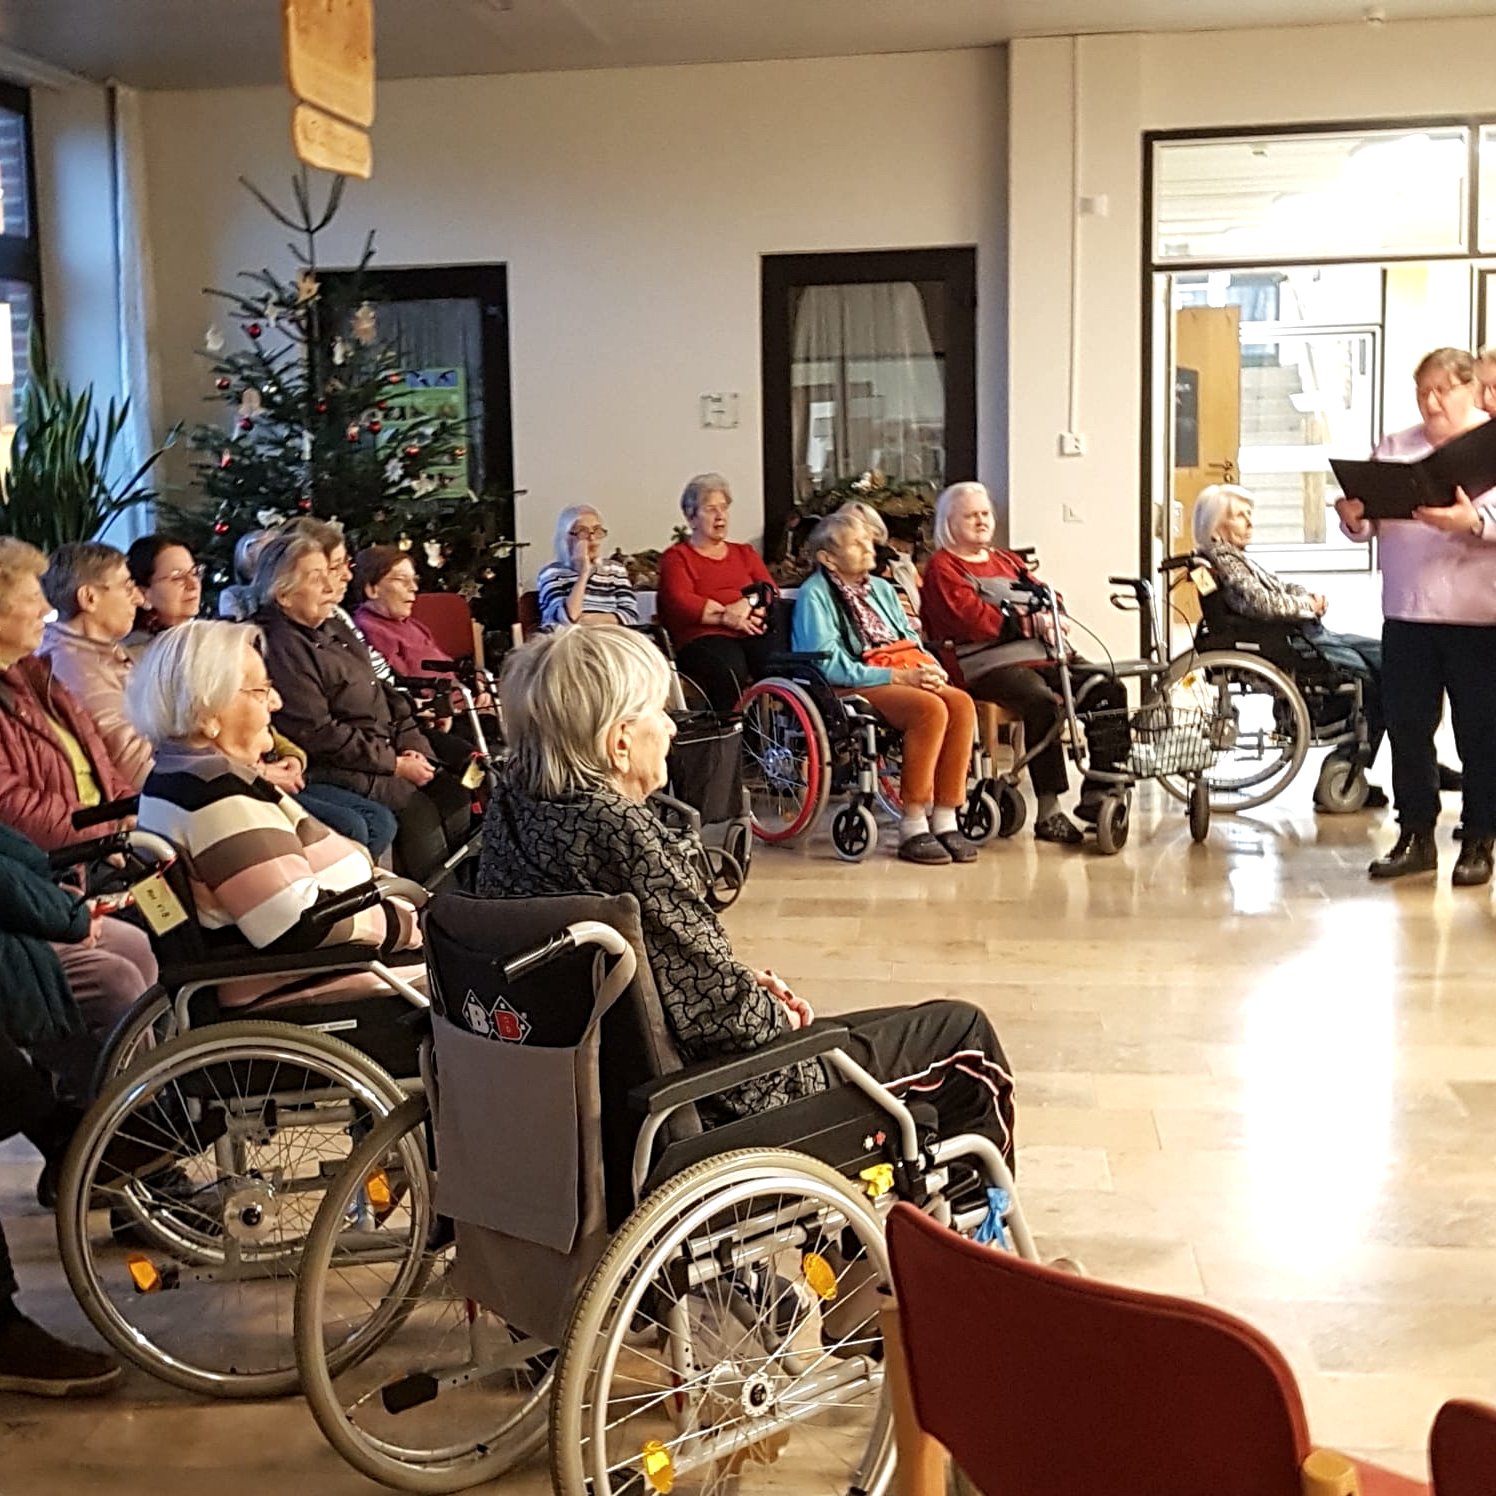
[1338,420,1496,625]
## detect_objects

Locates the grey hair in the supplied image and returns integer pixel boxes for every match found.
[933,482,992,553]
[283,515,347,557]
[1191,484,1255,550]
[500,625,672,800]
[552,504,603,569]
[838,500,888,544]
[232,529,270,585]
[250,529,328,613]
[125,619,262,746]
[807,511,867,566]
[42,542,126,620]
[680,472,732,521]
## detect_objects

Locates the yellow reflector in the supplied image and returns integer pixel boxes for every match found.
[802,1251,839,1302]
[859,1162,895,1199]
[641,1440,675,1494]
[365,1169,393,1213]
[127,1254,161,1294]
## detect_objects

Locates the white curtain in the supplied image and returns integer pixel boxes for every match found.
[789,281,942,501]
[103,81,163,544]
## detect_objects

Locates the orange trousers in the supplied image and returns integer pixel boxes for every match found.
[852,682,977,809]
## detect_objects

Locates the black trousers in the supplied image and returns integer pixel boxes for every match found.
[1309,629,1386,760]
[964,662,1126,798]
[837,1000,1015,1169]
[0,1031,80,1304]
[1382,619,1496,837]
[393,772,477,883]
[676,635,776,713]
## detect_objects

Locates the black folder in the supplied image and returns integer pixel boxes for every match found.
[1330,420,1496,520]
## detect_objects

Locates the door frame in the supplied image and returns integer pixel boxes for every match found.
[759,247,977,563]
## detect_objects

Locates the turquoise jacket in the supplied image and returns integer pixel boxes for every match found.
[791,569,920,690]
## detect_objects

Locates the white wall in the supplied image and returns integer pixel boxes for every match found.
[1008,16,1496,654]
[130,49,1007,580]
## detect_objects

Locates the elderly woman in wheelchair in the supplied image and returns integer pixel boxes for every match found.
[791,511,981,866]
[281,622,1026,1495]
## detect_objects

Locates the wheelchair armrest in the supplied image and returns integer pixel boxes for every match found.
[629,1022,852,1117]
[49,832,131,872]
[765,650,830,670]
[71,796,139,832]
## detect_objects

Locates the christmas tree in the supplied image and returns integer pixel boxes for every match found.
[165,173,519,618]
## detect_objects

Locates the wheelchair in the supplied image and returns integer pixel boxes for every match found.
[1157,553,1375,814]
[50,814,433,1399]
[292,890,1036,1493]
[734,603,1010,862]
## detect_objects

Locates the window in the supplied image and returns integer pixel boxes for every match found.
[0,84,38,476]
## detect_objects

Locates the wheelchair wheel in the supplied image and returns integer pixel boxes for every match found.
[1313,752,1371,814]
[552,1148,893,1496]
[958,784,1001,845]
[873,730,903,822]
[1094,795,1130,856]
[93,986,178,1089]
[738,678,831,844]
[1188,779,1211,844]
[296,1096,551,1493]
[57,1019,408,1399]
[996,779,1027,838]
[1157,650,1310,812]
[831,803,878,862]
[704,846,747,909]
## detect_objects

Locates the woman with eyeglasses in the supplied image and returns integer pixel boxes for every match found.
[123,535,204,654]
[535,504,639,630]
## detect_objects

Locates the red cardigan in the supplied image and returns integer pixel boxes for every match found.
[656,541,773,646]
[0,654,134,851]
[920,548,1062,681]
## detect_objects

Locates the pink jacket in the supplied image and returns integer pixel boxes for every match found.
[37,621,154,791]
[352,604,454,683]
[1339,420,1496,624]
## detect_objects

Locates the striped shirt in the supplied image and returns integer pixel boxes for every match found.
[139,743,384,953]
[536,559,639,630]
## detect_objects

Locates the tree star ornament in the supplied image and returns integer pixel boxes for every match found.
[295,268,320,305]
[351,301,378,345]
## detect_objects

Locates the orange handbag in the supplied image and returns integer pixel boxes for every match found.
[862,638,940,671]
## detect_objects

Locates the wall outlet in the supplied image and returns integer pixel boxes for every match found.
[699,393,740,430]
[1058,431,1086,457]
[1063,504,1083,524]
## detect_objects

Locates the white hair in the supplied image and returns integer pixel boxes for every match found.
[126,619,261,745]
[500,625,671,800]
[837,500,888,544]
[933,481,992,553]
[1192,484,1255,550]
[807,510,866,564]
[680,472,732,521]
[552,504,603,569]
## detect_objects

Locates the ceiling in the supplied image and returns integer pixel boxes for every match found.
[4,0,1496,89]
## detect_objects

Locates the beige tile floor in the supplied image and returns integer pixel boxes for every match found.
[3,774,1494,1491]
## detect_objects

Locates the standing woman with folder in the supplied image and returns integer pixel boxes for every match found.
[1335,347,1496,886]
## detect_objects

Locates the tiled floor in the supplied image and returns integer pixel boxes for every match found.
[4,773,1493,1491]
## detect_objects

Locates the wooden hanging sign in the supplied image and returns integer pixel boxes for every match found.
[283,0,374,127]
[291,101,373,180]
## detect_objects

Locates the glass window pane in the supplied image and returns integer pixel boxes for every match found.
[0,108,28,239]
[0,280,34,478]
[1154,128,1470,264]
[1480,126,1496,253]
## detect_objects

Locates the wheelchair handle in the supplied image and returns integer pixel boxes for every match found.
[502,919,630,983]
[49,831,131,872]
[1158,554,1199,573]
[374,875,431,909]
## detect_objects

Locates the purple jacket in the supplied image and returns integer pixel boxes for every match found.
[1339,420,1496,625]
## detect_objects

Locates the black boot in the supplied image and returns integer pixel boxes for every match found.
[1368,829,1438,880]
[1452,836,1495,888]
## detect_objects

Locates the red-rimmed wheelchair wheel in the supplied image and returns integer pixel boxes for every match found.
[737,678,831,844]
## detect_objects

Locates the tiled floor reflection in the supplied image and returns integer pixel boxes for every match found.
[5,777,1494,1488]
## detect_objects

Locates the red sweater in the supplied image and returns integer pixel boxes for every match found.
[657,541,773,646]
[920,548,1061,681]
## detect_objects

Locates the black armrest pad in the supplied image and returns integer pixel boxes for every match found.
[160,941,384,987]
[72,797,139,831]
[766,650,830,668]
[629,1022,850,1116]
[49,832,129,871]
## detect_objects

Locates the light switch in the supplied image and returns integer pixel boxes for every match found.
[699,393,740,430]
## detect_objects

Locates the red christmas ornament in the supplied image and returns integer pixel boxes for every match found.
[377,400,389,412]
[404,444,420,458]
[246,322,262,338]
[387,373,402,385]
[218,451,232,469]
[368,420,382,434]
[238,418,253,432]
[347,427,360,444]
[454,446,467,458]
[213,521,230,535]
[316,401,328,414]
[298,498,313,512]
[215,377,231,391]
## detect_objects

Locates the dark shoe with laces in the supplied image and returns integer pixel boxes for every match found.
[1452,836,1495,888]
[1364,785,1389,810]
[0,1312,121,1398]
[1034,812,1084,846]
[898,832,952,865]
[936,830,979,863]
[1368,829,1438,880]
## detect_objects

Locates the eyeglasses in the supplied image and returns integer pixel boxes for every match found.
[97,578,143,597]
[238,685,274,702]
[570,526,609,540]
[154,564,204,586]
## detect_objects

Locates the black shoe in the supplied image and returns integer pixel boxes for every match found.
[0,1313,121,1398]
[1364,785,1389,810]
[897,832,951,866]
[935,830,979,863]
[1453,836,1495,888]
[1034,812,1084,846]
[1439,763,1464,792]
[1368,829,1438,880]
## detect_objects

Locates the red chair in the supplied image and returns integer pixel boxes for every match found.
[410,591,483,668]
[1430,1400,1496,1496]
[883,1202,1433,1496]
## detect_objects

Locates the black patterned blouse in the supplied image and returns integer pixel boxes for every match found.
[476,772,827,1120]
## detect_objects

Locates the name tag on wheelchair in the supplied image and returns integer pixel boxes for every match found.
[460,760,486,791]
[1190,566,1217,595]
[131,872,189,936]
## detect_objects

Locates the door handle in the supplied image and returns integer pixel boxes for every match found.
[1206,459,1239,483]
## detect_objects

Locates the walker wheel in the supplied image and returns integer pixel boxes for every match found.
[1188,779,1211,844]
[1312,753,1370,815]
[958,787,1001,845]
[1094,795,1130,856]
[831,804,878,862]
[996,780,1027,839]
